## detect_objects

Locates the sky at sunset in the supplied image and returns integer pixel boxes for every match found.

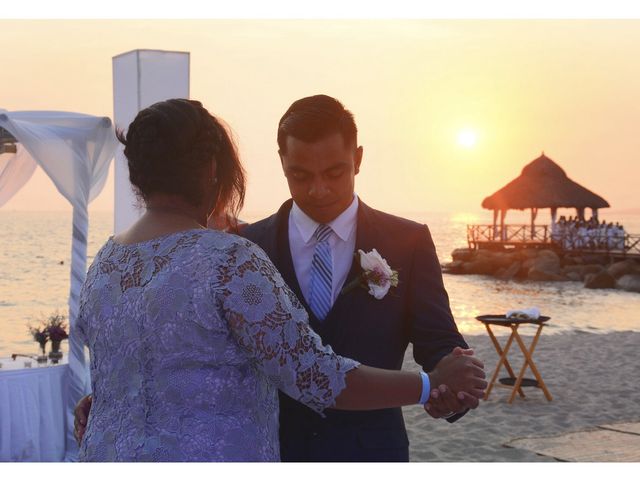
[2,18,639,219]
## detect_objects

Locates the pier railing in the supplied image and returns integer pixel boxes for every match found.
[467,224,640,257]
[467,224,549,245]
[623,234,640,256]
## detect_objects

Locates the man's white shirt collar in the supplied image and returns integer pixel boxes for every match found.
[291,195,359,244]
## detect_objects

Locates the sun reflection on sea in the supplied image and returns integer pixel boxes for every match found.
[450,212,482,225]
[451,304,483,335]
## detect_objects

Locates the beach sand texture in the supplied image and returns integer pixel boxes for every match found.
[402,330,640,462]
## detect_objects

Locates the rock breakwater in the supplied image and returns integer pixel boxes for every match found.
[444,248,640,293]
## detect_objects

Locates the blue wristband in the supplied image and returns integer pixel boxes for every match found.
[418,371,430,404]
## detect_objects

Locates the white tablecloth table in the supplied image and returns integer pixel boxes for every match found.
[0,358,69,462]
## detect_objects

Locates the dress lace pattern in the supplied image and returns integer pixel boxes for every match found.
[74,229,359,462]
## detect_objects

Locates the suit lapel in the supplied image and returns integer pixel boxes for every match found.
[322,199,378,325]
[271,200,326,333]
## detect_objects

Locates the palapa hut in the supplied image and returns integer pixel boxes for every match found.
[482,152,609,240]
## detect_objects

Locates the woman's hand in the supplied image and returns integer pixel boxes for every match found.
[424,385,480,419]
[424,347,484,419]
[428,347,487,400]
[73,394,92,445]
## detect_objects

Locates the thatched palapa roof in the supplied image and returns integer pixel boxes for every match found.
[482,153,610,211]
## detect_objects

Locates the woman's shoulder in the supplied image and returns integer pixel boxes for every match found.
[192,229,274,265]
[90,229,273,278]
[195,228,257,252]
[197,231,284,285]
[106,228,251,254]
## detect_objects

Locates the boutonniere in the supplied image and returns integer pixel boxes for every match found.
[342,249,399,300]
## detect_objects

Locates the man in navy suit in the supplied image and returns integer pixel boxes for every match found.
[242,95,478,462]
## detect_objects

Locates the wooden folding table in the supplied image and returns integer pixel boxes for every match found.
[476,314,553,404]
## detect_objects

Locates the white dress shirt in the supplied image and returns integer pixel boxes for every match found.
[289,195,359,308]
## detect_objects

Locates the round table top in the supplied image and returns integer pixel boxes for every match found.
[475,314,551,325]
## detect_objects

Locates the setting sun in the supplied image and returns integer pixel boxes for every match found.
[457,128,478,148]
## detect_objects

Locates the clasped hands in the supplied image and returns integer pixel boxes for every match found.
[424,346,486,419]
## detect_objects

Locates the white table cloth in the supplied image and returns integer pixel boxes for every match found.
[0,359,69,461]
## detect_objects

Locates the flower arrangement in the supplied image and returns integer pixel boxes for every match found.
[28,323,49,355]
[44,312,69,343]
[342,249,400,300]
[26,311,69,360]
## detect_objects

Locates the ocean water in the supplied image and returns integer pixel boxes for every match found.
[1,209,639,357]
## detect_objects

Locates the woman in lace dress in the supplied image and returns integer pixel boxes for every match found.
[74,99,485,461]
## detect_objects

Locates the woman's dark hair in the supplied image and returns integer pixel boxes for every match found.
[116,98,245,220]
[277,94,358,154]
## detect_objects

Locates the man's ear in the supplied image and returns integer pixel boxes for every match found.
[354,146,363,175]
[278,150,286,172]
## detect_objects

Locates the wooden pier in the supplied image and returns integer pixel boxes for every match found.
[467,224,640,259]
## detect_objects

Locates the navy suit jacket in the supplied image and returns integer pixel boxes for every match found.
[241,198,468,462]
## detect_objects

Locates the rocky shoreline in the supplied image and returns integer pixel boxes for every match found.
[443,247,640,293]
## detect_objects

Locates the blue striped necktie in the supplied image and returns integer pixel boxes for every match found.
[309,224,333,321]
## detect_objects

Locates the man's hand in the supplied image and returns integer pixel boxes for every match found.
[73,394,93,445]
[428,346,487,399]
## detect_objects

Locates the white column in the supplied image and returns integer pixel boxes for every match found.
[64,203,90,460]
[113,50,190,234]
[531,207,538,239]
[500,209,507,241]
[550,207,558,239]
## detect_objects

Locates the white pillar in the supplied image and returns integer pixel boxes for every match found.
[113,50,190,234]
[64,203,90,460]
[550,207,557,243]
[530,207,538,239]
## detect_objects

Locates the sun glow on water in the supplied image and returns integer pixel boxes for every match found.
[451,212,481,224]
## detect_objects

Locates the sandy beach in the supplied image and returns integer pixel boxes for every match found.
[402,330,640,462]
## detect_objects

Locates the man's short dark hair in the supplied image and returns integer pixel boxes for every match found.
[277,94,358,153]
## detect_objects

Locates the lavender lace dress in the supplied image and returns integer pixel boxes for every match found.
[74,229,359,462]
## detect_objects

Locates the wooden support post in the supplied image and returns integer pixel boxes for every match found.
[500,209,507,241]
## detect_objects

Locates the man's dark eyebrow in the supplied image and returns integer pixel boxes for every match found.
[284,166,310,173]
[323,162,349,173]
[325,164,346,171]
[284,159,349,174]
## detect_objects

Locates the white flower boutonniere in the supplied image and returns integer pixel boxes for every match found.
[342,249,399,300]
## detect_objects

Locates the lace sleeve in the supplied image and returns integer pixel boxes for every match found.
[214,240,359,414]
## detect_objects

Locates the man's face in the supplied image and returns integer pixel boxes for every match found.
[280,132,363,224]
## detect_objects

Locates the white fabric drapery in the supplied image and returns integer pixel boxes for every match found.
[0,144,37,208]
[0,110,117,460]
[0,366,69,461]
